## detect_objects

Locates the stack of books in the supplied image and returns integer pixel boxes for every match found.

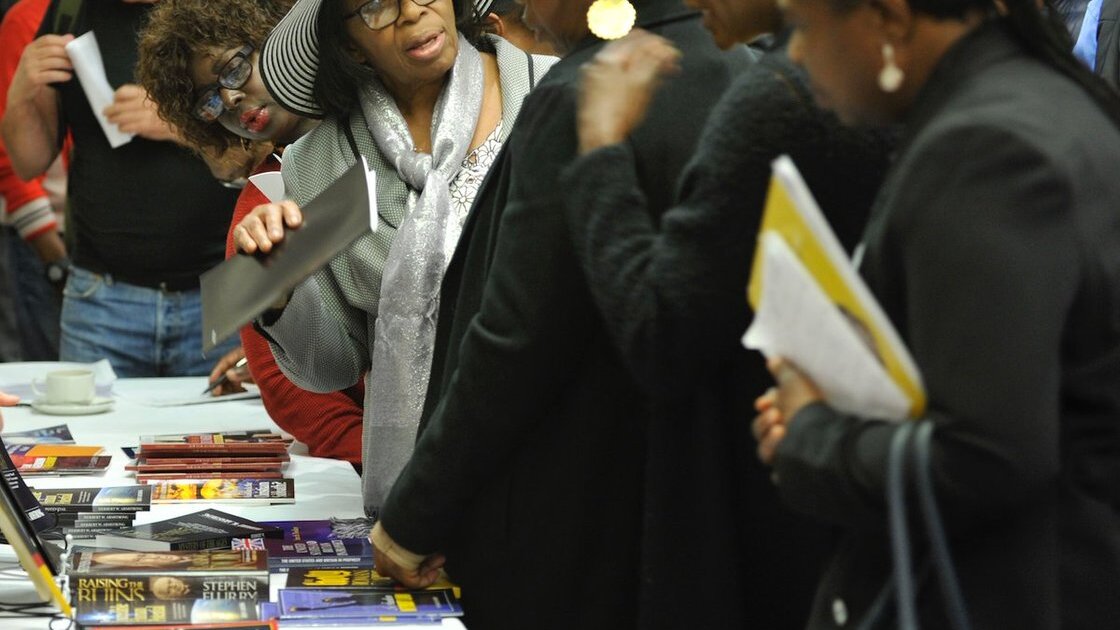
[68,547,269,626]
[128,431,295,505]
[30,485,152,541]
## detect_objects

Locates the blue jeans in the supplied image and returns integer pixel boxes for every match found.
[59,265,238,377]
[6,227,61,360]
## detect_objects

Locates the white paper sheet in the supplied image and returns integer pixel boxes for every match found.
[248,171,285,203]
[64,31,134,148]
[744,232,910,421]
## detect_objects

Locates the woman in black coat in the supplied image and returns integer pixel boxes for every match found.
[753,0,1120,625]
[562,2,893,626]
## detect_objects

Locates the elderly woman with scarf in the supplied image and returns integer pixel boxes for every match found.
[234,0,555,515]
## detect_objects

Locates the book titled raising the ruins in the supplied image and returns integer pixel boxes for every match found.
[71,549,269,611]
[94,508,281,552]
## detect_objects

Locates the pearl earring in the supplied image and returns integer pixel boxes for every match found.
[587,0,636,40]
[879,42,904,93]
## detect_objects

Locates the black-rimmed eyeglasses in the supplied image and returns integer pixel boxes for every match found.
[343,0,439,31]
[192,45,254,122]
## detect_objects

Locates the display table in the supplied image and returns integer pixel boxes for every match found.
[0,364,464,629]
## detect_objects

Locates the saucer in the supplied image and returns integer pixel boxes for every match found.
[30,396,114,416]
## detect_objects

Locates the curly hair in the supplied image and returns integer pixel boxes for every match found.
[136,0,294,153]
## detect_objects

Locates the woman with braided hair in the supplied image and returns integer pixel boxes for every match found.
[752,0,1120,625]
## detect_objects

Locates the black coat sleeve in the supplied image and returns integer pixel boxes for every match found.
[559,63,817,393]
[775,124,1078,532]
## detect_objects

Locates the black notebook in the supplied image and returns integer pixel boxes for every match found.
[200,158,377,352]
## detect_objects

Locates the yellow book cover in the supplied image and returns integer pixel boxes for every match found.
[746,155,926,419]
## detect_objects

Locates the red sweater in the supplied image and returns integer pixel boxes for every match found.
[0,0,61,241]
[226,156,364,464]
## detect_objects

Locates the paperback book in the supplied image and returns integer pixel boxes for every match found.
[1,424,75,444]
[148,478,295,504]
[73,596,260,626]
[259,600,441,625]
[284,567,457,594]
[277,588,463,619]
[8,444,113,475]
[94,508,282,552]
[71,548,269,575]
[31,485,152,513]
[239,519,373,570]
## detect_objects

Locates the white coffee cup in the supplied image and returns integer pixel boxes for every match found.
[32,369,96,405]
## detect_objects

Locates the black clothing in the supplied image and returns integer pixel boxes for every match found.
[379,2,752,627]
[773,22,1120,629]
[1095,0,1120,86]
[558,47,892,629]
[38,1,236,282]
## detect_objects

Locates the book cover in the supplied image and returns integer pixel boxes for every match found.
[261,598,441,625]
[9,444,113,475]
[93,509,282,552]
[71,548,268,575]
[74,596,260,626]
[0,424,75,444]
[277,588,462,619]
[148,478,295,505]
[31,485,152,513]
[240,520,373,570]
[73,572,268,604]
[744,155,926,420]
[0,438,57,534]
[285,568,457,594]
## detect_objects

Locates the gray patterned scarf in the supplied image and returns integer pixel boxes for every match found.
[361,40,484,511]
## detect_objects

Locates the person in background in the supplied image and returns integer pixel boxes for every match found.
[135,0,366,466]
[751,0,1120,624]
[0,0,68,361]
[1,0,242,377]
[233,0,554,512]
[367,0,754,625]
[472,0,556,54]
[558,0,894,623]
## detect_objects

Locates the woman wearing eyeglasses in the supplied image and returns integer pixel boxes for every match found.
[136,0,368,468]
[230,0,555,515]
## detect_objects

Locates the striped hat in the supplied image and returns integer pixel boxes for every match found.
[261,0,488,119]
[472,0,518,18]
[260,0,327,118]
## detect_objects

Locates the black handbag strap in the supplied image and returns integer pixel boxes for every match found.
[881,420,972,630]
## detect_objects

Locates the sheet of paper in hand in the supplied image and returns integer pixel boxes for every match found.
[200,158,377,353]
[743,155,926,420]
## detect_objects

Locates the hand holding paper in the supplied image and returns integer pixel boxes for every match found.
[64,31,135,148]
[744,156,926,421]
[103,84,177,142]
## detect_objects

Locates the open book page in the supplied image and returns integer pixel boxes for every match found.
[744,155,926,419]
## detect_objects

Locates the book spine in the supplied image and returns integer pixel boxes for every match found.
[137,472,283,482]
[74,597,261,625]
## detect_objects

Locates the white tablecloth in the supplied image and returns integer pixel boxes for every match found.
[0,363,464,629]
